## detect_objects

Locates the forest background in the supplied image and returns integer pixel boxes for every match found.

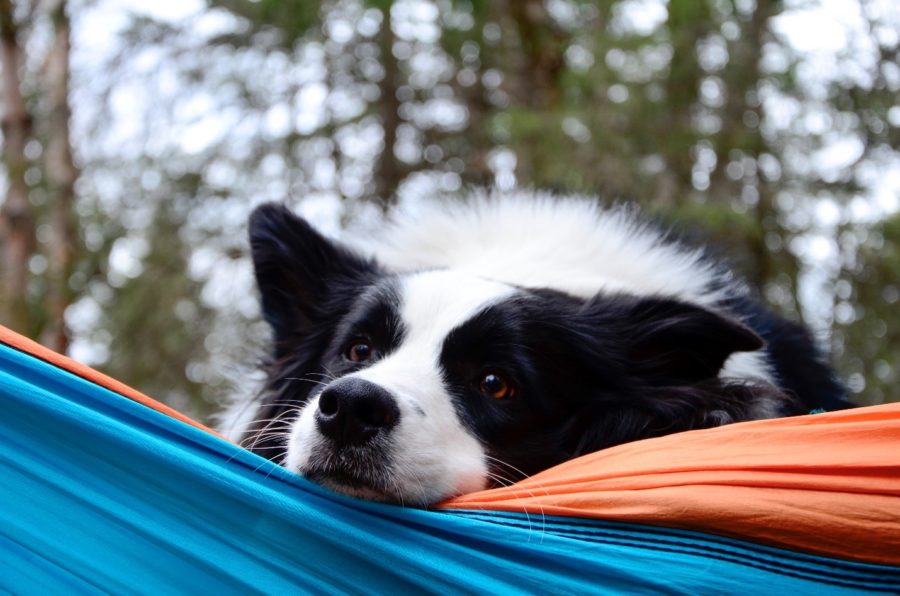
[1,0,898,421]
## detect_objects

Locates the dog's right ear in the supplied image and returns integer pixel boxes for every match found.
[249,203,379,345]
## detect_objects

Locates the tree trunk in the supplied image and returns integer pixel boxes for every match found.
[372,7,402,210]
[507,0,564,185]
[0,0,35,333]
[508,0,562,109]
[40,0,78,352]
[657,0,712,208]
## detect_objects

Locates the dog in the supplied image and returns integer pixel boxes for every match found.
[222,192,849,506]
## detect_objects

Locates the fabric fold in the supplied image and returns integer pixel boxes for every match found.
[1,325,898,592]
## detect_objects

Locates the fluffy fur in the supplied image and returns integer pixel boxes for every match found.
[222,191,849,506]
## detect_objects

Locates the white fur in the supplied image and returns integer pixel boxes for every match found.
[218,398,262,443]
[284,270,515,504]
[365,190,729,306]
[356,190,773,383]
[223,191,778,495]
[722,351,774,384]
[214,367,267,443]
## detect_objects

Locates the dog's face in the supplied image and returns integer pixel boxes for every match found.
[244,204,771,506]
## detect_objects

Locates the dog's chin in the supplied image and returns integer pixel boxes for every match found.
[297,458,472,507]
[303,468,399,503]
[288,433,490,506]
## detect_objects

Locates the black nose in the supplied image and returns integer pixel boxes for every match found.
[315,377,400,446]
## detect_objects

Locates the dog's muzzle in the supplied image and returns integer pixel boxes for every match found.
[300,377,402,500]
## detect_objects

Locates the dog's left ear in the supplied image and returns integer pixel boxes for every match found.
[249,203,379,348]
[625,297,764,384]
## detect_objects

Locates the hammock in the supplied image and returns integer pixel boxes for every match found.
[1,326,898,593]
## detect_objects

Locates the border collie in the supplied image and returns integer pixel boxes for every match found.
[222,192,848,506]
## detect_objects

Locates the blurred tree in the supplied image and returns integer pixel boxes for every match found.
[2,0,897,417]
[372,3,403,206]
[0,0,35,334]
[99,203,215,416]
[832,214,900,404]
[1,0,80,349]
[40,0,79,353]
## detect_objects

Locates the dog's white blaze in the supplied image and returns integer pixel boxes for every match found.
[285,270,515,504]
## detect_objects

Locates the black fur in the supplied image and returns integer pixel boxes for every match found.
[244,204,383,461]
[438,290,804,481]
[722,295,849,411]
[241,202,851,493]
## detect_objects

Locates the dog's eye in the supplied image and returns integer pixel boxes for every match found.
[479,373,515,400]
[346,340,374,363]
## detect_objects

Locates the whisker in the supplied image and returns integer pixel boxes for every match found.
[483,454,549,541]
[280,377,330,388]
[484,455,530,482]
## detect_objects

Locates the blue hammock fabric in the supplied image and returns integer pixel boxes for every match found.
[2,339,899,593]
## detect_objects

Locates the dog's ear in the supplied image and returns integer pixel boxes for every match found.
[249,203,379,344]
[624,297,764,385]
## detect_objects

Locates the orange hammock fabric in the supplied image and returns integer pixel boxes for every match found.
[4,325,898,567]
[444,404,900,566]
[0,327,219,438]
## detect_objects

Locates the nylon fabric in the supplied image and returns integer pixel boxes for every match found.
[1,336,899,592]
[444,402,900,566]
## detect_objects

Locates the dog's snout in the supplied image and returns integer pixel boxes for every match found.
[315,378,400,446]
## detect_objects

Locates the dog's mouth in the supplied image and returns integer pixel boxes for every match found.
[289,430,489,507]
[300,445,400,503]
[303,467,396,502]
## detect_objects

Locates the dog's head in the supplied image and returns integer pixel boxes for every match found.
[244,203,778,506]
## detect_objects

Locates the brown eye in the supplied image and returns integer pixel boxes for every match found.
[479,373,515,400]
[347,340,374,363]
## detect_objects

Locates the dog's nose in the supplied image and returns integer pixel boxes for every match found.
[315,377,400,446]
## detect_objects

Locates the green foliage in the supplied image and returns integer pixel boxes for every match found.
[206,0,321,47]
[6,0,896,417]
[100,205,215,419]
[833,214,900,405]
[363,0,393,11]
[104,0,900,410]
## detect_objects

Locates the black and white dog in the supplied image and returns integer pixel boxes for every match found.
[223,192,848,506]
